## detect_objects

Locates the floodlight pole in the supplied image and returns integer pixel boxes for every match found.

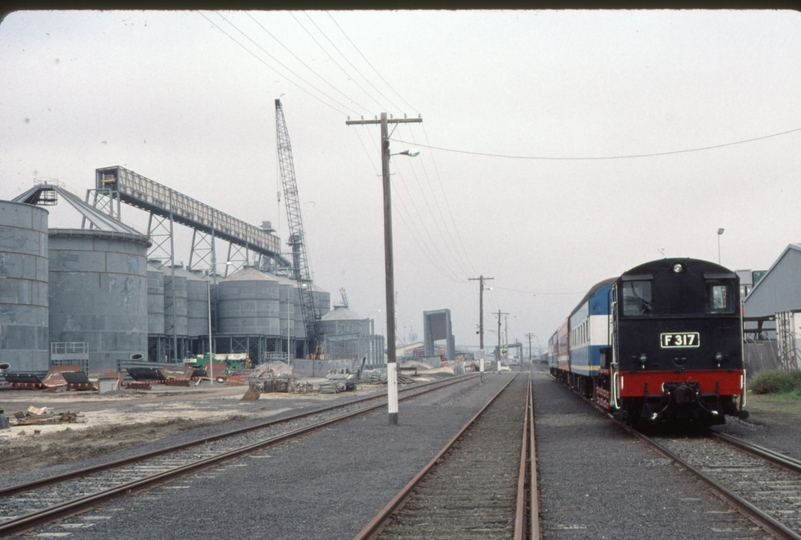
[346,112,422,425]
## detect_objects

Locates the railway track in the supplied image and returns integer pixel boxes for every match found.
[0,374,478,538]
[549,368,801,539]
[639,430,801,540]
[355,372,539,540]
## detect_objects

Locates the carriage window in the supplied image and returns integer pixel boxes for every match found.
[622,280,652,316]
[706,282,734,313]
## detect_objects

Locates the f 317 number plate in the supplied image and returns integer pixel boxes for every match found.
[660,332,700,348]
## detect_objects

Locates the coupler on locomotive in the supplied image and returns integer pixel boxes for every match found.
[612,379,748,428]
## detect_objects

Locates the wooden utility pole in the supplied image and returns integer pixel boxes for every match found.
[526,332,535,362]
[468,275,493,374]
[346,113,422,426]
[495,310,508,373]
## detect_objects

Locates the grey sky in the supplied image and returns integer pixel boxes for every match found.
[2,10,800,353]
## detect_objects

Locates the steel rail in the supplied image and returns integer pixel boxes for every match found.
[513,373,530,540]
[1,405,379,538]
[353,373,520,540]
[529,374,542,540]
[0,374,476,498]
[550,370,801,539]
[0,375,477,539]
[626,427,801,540]
[711,430,801,474]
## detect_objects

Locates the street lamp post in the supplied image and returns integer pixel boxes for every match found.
[347,112,422,426]
[718,228,725,265]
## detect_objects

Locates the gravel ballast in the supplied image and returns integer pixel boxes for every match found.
[532,367,771,539]
[20,374,513,539]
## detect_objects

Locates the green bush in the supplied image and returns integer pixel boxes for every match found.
[750,369,801,395]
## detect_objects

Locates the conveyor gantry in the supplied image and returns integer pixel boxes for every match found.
[93,166,290,269]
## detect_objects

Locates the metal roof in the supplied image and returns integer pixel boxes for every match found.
[321,306,364,321]
[14,183,146,237]
[743,244,801,318]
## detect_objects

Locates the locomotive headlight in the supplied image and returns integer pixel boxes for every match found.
[639,353,648,369]
[672,263,684,274]
[715,352,724,367]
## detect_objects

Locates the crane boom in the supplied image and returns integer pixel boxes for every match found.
[275,99,318,352]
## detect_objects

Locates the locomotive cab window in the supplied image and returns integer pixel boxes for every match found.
[622,280,652,316]
[706,281,734,313]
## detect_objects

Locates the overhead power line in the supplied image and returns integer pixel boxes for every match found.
[245,12,373,116]
[297,13,396,114]
[197,11,356,116]
[494,286,586,296]
[407,123,477,277]
[390,126,801,161]
[285,12,381,115]
[326,12,418,116]
[353,123,465,284]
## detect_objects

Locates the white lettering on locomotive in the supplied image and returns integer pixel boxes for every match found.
[660,332,700,348]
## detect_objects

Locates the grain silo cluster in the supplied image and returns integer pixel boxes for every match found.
[1,169,383,379]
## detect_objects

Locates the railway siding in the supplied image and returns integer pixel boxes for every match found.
[533,367,771,539]
[375,374,528,539]
[7,374,513,539]
[655,435,801,535]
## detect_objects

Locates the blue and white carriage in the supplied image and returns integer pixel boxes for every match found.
[565,278,616,395]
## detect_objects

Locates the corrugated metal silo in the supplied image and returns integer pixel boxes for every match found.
[175,266,209,338]
[312,283,331,320]
[292,282,305,340]
[0,201,49,374]
[217,267,280,336]
[48,229,148,370]
[273,274,295,337]
[163,266,188,337]
[147,262,165,335]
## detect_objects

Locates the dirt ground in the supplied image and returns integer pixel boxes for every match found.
[740,392,801,430]
[0,380,380,477]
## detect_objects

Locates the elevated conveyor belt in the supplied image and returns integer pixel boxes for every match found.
[94,166,290,267]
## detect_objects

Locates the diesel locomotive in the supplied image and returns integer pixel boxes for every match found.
[549,258,748,427]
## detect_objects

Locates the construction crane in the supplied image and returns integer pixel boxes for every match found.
[275,99,318,356]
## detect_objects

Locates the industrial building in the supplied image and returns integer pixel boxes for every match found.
[1,167,381,377]
[317,304,384,369]
[741,244,801,371]
[423,309,455,361]
[742,244,801,320]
